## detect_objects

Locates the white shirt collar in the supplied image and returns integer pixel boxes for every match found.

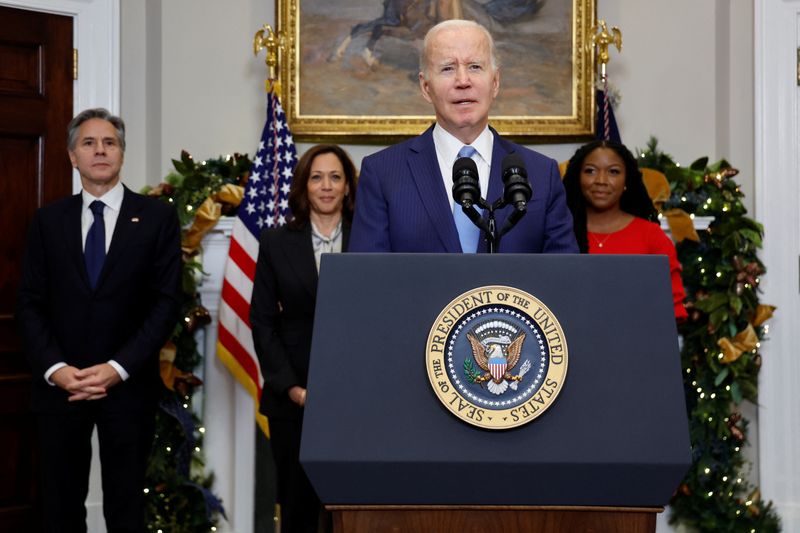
[82,181,124,212]
[432,123,493,168]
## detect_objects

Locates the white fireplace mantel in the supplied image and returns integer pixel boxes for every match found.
[198,217,256,533]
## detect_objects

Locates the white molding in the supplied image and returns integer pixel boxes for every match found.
[0,0,120,194]
[659,216,713,234]
[754,1,800,531]
[198,218,255,533]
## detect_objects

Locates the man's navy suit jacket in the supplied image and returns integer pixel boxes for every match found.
[17,186,182,413]
[348,125,579,253]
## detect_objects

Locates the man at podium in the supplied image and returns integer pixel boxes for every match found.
[348,19,577,254]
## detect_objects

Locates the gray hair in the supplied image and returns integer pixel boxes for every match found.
[419,19,499,78]
[67,108,126,152]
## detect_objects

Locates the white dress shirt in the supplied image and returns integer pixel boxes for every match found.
[432,123,494,212]
[80,181,124,252]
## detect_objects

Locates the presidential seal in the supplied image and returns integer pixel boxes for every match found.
[425,286,568,430]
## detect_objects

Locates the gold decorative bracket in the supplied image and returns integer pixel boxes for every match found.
[591,20,622,81]
[253,24,286,93]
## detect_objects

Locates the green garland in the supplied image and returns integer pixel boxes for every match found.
[638,138,781,532]
[141,151,252,532]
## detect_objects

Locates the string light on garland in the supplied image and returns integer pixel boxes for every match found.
[637,138,781,532]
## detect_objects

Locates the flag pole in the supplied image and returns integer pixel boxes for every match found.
[217,24,298,440]
[249,22,299,529]
[591,20,623,141]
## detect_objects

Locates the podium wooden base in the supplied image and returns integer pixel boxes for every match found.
[328,505,661,533]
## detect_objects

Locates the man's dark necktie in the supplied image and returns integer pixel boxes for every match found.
[85,200,106,288]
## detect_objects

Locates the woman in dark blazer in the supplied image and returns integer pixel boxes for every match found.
[250,144,357,533]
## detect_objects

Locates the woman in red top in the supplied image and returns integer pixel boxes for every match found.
[563,140,688,321]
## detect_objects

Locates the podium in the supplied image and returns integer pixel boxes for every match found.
[301,254,691,533]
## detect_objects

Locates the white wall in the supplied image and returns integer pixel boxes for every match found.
[121,0,755,214]
[121,0,274,193]
[121,0,163,190]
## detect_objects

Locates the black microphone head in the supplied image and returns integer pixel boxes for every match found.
[501,153,532,206]
[452,156,480,207]
[501,153,528,181]
[453,156,479,178]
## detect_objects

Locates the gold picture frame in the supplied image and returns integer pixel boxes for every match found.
[278,0,596,141]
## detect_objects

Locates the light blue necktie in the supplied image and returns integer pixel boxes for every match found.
[454,145,481,253]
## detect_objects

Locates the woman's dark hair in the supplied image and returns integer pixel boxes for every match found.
[287,144,358,229]
[563,140,657,253]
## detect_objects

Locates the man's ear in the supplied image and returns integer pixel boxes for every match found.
[419,72,433,104]
[492,68,500,99]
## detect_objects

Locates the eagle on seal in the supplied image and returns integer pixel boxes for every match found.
[467,332,526,395]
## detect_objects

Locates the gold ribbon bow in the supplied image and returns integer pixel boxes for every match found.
[662,208,700,243]
[752,304,776,327]
[641,168,670,211]
[717,324,758,364]
[159,341,181,390]
[182,184,245,254]
[715,305,775,364]
[160,340,203,394]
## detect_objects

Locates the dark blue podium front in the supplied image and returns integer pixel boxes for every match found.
[300,254,690,507]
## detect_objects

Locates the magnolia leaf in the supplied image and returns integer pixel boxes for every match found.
[714,367,730,386]
[172,159,188,174]
[729,296,743,316]
[709,308,728,329]
[694,293,729,313]
[741,218,764,233]
[180,149,196,171]
[730,381,743,404]
[739,229,763,247]
[690,157,709,171]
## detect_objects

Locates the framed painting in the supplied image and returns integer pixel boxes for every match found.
[277,0,596,141]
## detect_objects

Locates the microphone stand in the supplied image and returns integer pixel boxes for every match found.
[461,197,526,254]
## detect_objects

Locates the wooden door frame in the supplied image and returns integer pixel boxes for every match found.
[0,2,119,529]
[0,0,119,194]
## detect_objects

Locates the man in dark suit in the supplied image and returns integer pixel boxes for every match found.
[349,19,578,253]
[17,108,182,532]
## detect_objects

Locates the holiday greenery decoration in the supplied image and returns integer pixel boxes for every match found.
[638,138,781,532]
[141,151,252,532]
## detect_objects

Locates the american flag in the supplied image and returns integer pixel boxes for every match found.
[216,91,297,436]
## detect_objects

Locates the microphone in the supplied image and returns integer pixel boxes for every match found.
[501,154,532,210]
[452,157,481,209]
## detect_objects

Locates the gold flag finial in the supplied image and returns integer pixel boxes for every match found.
[591,20,622,80]
[253,24,284,93]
